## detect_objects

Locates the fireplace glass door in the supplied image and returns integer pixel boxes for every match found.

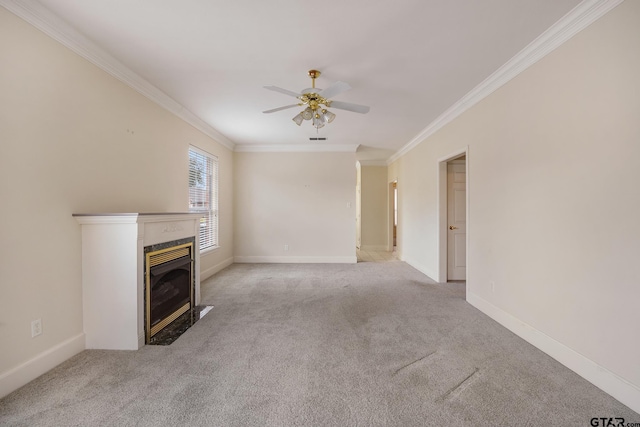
[146,243,193,340]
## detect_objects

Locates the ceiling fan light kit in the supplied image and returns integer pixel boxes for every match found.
[301,107,314,120]
[292,112,304,125]
[263,70,370,131]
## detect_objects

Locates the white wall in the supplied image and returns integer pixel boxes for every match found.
[360,165,388,250]
[389,1,640,411]
[0,7,233,397]
[234,151,356,263]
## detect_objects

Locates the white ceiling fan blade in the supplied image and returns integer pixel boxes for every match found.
[328,100,370,114]
[263,85,301,98]
[319,81,351,99]
[263,104,299,114]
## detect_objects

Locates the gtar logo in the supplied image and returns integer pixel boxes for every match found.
[590,418,625,427]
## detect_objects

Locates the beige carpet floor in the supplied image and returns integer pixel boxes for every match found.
[0,261,637,426]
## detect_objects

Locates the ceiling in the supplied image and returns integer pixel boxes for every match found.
[29,0,582,161]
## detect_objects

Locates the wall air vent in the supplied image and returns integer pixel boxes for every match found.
[309,137,327,141]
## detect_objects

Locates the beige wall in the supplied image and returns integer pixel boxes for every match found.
[360,166,388,250]
[233,152,356,262]
[0,7,233,390]
[389,0,640,406]
[2,0,638,410]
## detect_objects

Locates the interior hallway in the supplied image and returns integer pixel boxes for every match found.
[356,249,399,263]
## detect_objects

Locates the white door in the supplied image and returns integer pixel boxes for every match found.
[447,161,466,280]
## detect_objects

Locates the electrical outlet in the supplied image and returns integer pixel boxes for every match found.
[31,319,42,338]
[284,244,289,251]
[490,281,496,293]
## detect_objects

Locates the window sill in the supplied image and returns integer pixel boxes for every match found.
[200,245,220,256]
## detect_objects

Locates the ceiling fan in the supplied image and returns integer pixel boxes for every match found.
[263,70,370,129]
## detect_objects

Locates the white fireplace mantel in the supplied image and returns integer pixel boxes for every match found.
[74,213,202,350]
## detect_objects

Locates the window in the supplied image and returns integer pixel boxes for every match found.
[189,146,218,251]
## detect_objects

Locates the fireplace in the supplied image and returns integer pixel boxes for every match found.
[145,241,193,341]
[74,212,203,350]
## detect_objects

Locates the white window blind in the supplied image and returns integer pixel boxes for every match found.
[188,146,218,251]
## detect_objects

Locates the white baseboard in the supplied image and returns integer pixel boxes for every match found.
[234,256,357,264]
[403,257,437,282]
[201,256,234,281]
[467,292,640,414]
[360,245,388,251]
[0,333,85,399]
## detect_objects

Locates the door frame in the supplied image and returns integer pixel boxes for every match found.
[437,146,469,283]
[355,161,361,250]
[387,178,397,252]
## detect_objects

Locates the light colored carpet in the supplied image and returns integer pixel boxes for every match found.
[1,262,637,426]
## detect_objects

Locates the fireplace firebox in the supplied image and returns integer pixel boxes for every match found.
[145,242,194,341]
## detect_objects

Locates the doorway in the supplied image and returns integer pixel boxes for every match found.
[447,159,466,280]
[356,162,361,250]
[392,181,398,249]
[388,179,398,252]
[438,148,468,283]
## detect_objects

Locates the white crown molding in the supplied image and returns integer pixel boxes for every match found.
[387,0,624,165]
[235,144,360,153]
[358,160,388,167]
[0,0,236,151]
